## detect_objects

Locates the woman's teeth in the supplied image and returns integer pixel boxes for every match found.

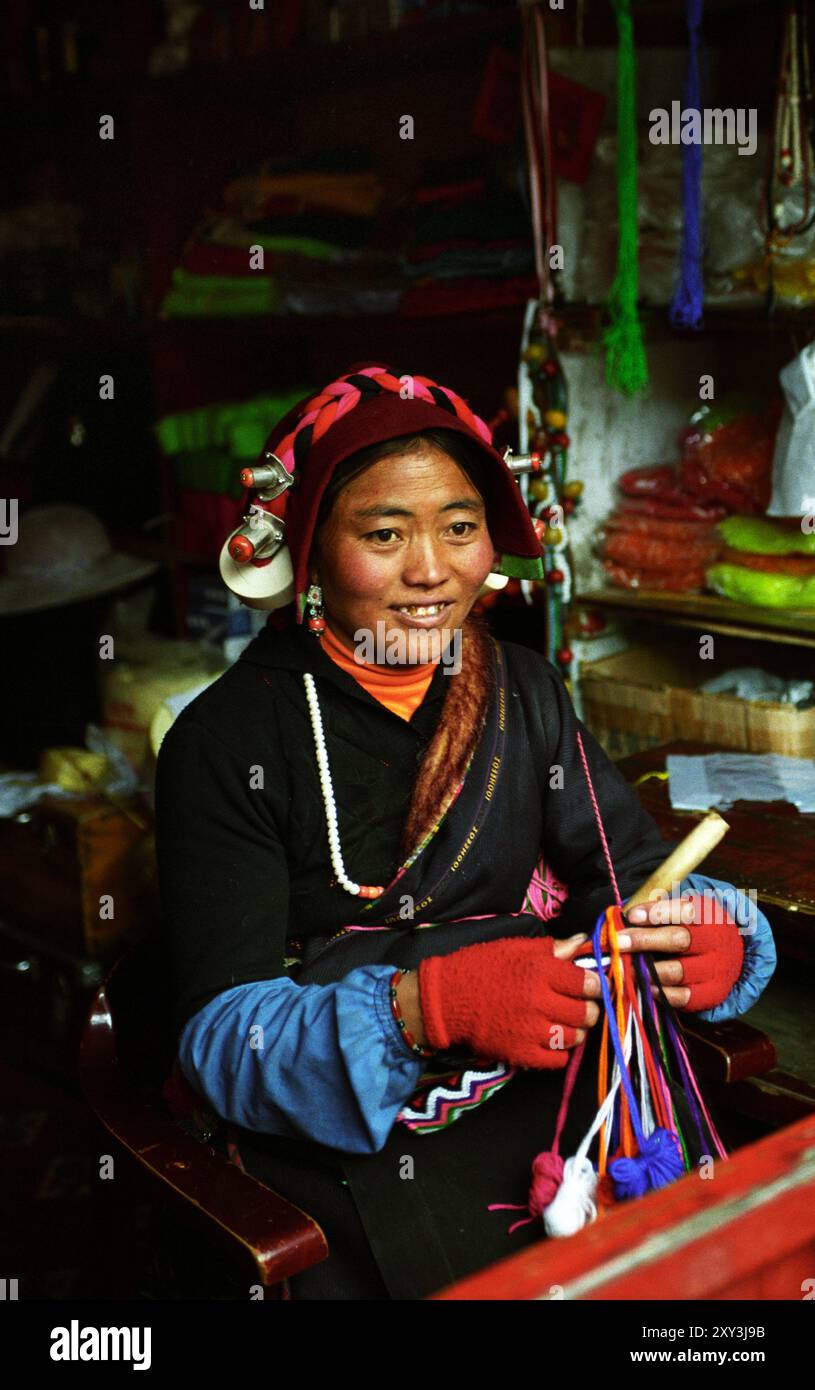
[395,603,447,617]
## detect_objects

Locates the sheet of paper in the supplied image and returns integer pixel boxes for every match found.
[666,753,815,814]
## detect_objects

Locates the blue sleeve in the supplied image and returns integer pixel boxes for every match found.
[680,873,777,1022]
[177,965,425,1156]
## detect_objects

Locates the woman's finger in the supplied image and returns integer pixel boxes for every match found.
[627,898,697,927]
[652,958,685,985]
[650,984,691,1006]
[618,924,692,955]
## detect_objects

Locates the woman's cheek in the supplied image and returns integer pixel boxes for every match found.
[331,545,393,600]
[461,534,498,585]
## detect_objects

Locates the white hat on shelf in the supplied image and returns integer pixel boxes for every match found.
[0,503,159,616]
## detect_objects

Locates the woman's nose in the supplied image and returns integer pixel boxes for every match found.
[400,536,450,588]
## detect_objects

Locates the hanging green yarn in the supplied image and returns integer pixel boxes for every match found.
[603,0,649,397]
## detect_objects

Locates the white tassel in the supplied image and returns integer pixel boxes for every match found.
[543,1009,635,1238]
[543,1156,598,1237]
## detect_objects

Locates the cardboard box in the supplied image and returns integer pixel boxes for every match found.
[0,794,155,959]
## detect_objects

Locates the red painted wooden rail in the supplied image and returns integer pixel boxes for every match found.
[433,1112,815,1300]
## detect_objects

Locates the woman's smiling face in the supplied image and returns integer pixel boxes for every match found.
[310,444,498,658]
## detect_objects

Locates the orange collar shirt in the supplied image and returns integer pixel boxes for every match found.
[320,621,438,723]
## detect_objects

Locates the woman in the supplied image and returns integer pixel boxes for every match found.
[155,362,776,1300]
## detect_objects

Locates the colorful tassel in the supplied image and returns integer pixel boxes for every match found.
[610,1127,686,1198]
[669,0,706,328]
[494,728,728,1242]
[603,0,649,396]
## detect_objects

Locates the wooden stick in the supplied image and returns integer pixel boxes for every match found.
[625,811,730,908]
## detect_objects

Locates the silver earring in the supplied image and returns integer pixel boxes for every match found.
[306,583,325,637]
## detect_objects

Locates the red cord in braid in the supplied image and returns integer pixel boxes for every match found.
[575,729,624,911]
[273,365,494,477]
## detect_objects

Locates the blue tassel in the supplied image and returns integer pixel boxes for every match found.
[669,0,705,330]
[610,1127,685,1199]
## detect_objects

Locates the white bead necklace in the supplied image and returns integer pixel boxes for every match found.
[303,672,384,899]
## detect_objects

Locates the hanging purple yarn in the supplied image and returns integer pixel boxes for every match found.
[669,0,705,328]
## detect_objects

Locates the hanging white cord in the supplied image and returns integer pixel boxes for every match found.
[544,1009,634,1238]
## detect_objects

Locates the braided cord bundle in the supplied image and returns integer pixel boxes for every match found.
[669,0,705,329]
[602,0,649,396]
[272,366,493,479]
[489,730,727,1239]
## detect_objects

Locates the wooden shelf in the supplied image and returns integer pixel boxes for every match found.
[554,303,815,347]
[134,9,521,102]
[155,304,815,334]
[0,315,149,338]
[5,301,811,341]
[578,587,815,649]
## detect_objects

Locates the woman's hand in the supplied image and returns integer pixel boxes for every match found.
[552,932,602,1041]
[621,897,696,1008]
[615,895,744,1012]
[417,933,603,1070]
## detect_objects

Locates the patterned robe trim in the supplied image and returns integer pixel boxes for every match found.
[397,1065,516,1133]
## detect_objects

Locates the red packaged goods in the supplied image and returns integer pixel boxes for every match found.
[617,463,701,508]
[618,463,677,496]
[602,560,709,592]
[720,546,815,577]
[616,495,728,522]
[678,396,783,514]
[602,512,722,542]
[602,531,721,570]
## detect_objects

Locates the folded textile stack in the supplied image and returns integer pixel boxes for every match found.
[398,154,537,317]
[707,516,815,609]
[155,388,310,558]
[161,151,401,317]
[598,396,783,594]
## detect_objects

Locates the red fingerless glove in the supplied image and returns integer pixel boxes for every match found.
[675,894,744,1012]
[417,936,590,1070]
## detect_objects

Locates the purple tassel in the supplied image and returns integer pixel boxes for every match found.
[669,0,705,329]
[610,1127,685,1199]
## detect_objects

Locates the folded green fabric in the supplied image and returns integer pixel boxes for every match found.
[173,451,244,499]
[718,515,815,556]
[707,561,815,608]
[156,389,310,456]
[161,269,283,317]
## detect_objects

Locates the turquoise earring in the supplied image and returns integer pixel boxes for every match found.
[306,583,325,637]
